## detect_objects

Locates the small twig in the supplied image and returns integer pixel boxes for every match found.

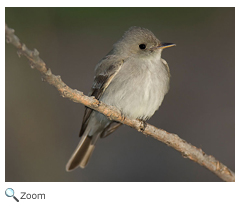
[5,23,235,182]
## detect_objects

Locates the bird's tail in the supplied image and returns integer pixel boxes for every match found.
[66,126,100,171]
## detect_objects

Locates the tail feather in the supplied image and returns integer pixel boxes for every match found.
[66,127,99,171]
[66,111,114,171]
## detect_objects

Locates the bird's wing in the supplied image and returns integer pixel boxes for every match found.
[100,121,122,138]
[161,58,171,77]
[79,56,124,137]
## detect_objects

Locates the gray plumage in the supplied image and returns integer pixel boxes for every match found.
[66,26,175,171]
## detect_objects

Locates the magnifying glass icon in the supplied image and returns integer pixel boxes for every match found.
[5,188,19,202]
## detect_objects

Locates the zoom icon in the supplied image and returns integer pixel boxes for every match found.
[5,188,19,202]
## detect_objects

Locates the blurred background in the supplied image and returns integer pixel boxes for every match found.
[5,8,234,182]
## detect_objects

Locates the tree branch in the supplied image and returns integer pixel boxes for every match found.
[5,23,235,182]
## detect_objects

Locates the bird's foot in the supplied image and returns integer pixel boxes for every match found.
[139,119,147,132]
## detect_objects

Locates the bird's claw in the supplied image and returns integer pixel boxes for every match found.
[139,120,147,132]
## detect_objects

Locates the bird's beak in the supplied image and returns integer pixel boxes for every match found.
[158,43,176,49]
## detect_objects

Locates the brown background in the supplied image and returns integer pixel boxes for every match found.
[5,8,235,181]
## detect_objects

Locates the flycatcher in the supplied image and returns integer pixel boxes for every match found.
[66,26,175,171]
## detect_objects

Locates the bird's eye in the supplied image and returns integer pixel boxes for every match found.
[139,44,146,50]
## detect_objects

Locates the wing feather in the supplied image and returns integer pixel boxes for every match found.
[79,56,124,136]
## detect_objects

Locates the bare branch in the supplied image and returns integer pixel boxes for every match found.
[5,24,235,182]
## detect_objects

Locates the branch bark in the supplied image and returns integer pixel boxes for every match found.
[5,24,235,182]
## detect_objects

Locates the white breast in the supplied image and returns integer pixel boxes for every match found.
[101,55,170,120]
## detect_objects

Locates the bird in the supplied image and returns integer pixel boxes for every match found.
[66,26,175,171]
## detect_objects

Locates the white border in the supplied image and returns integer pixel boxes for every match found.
[2,3,238,209]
